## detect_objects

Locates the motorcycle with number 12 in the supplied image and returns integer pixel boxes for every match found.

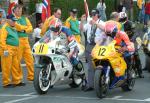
[91,36,136,98]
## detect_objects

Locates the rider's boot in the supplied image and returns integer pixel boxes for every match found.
[110,76,125,89]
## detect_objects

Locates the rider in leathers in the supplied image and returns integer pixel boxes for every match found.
[118,12,144,78]
[40,19,81,69]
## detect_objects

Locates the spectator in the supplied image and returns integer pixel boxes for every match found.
[0,16,24,88]
[117,0,126,13]
[109,12,122,30]
[137,0,145,23]
[0,3,6,18]
[96,0,107,21]
[144,0,150,28]
[123,0,134,21]
[80,9,105,91]
[11,4,34,82]
[65,8,81,43]
[32,20,42,43]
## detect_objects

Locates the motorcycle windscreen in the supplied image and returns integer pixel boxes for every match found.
[91,36,116,59]
[33,30,68,55]
[91,36,127,77]
[33,30,52,55]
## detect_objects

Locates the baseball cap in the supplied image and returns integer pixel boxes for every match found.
[90,9,99,16]
[7,14,18,21]
[70,8,78,14]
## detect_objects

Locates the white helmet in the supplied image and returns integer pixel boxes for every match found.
[119,12,127,19]
[119,12,127,22]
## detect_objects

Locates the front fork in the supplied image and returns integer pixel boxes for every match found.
[105,66,110,84]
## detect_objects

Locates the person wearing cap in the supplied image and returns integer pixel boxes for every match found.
[65,8,81,43]
[80,9,105,91]
[7,4,34,82]
[41,8,62,36]
[0,16,25,88]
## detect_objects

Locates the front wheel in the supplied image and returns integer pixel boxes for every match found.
[94,68,108,98]
[34,64,52,94]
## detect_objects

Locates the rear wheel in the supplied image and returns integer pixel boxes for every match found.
[121,67,135,91]
[94,68,108,98]
[69,74,82,88]
[69,61,85,88]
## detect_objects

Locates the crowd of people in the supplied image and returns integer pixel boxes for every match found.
[0,0,149,90]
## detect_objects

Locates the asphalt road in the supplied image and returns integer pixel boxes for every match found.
[0,63,150,103]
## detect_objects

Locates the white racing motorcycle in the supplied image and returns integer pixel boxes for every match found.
[32,30,85,94]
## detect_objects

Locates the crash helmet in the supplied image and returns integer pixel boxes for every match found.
[105,22,118,38]
[118,12,128,22]
[49,19,62,32]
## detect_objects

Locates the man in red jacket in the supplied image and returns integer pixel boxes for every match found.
[145,0,150,27]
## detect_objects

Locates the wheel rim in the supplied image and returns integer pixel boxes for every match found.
[39,65,51,92]
[128,69,135,89]
[73,63,84,85]
[74,75,82,85]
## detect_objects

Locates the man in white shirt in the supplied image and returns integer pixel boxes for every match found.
[80,9,105,91]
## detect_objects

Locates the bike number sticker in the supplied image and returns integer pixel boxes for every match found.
[35,43,49,54]
[98,47,106,56]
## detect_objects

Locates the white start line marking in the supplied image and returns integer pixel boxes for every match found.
[4,96,38,103]
[0,94,150,102]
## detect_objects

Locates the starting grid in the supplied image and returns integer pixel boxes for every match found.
[0,93,150,103]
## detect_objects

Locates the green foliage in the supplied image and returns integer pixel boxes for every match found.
[37,0,42,3]
[29,0,138,21]
[51,0,115,20]
[28,0,36,14]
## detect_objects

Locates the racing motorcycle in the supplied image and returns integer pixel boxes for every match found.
[32,30,85,94]
[91,36,136,98]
